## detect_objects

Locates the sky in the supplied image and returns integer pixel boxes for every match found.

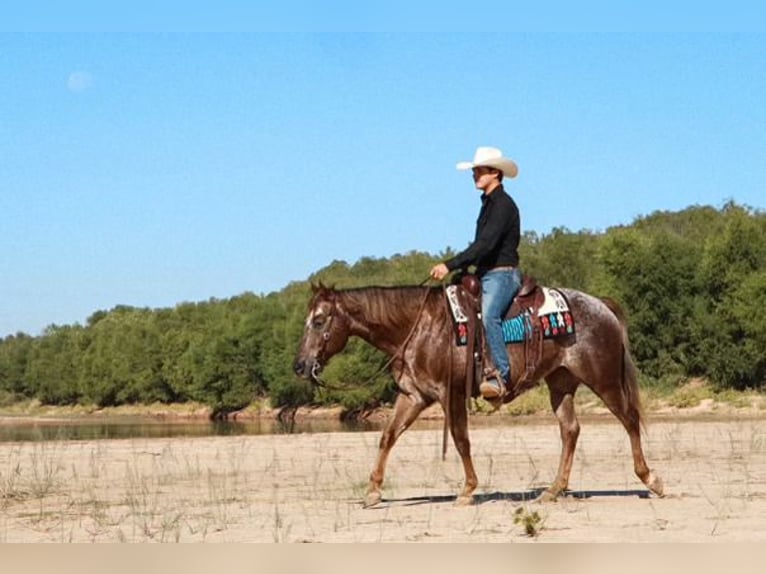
[1,31,764,336]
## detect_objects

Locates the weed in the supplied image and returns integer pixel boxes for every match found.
[271,497,292,542]
[513,505,544,537]
[0,457,25,507]
[27,443,64,499]
[714,389,755,409]
[666,384,713,409]
[206,468,232,530]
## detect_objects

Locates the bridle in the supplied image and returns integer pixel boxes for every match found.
[310,299,339,382]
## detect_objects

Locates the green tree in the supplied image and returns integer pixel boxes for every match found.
[520,227,600,291]
[594,226,701,378]
[24,324,86,404]
[0,333,34,402]
[695,206,766,389]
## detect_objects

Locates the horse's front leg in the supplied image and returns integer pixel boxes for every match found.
[364,392,431,508]
[447,391,479,506]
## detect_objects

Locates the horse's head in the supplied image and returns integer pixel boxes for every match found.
[293,283,351,382]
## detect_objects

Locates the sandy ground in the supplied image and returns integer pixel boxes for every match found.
[1,415,765,542]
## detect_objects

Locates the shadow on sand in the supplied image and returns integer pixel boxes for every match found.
[375,488,650,507]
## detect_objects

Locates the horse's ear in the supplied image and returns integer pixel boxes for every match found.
[311,281,332,297]
[312,281,337,300]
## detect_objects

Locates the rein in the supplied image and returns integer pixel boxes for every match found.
[311,277,434,392]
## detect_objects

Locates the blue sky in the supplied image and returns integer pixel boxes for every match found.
[1,32,764,336]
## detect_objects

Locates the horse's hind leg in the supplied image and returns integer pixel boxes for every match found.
[609,399,664,496]
[538,369,581,502]
[625,419,664,497]
[616,405,664,497]
[364,393,431,508]
[586,364,664,497]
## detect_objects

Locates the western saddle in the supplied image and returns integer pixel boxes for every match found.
[457,273,545,402]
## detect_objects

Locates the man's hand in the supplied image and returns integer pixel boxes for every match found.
[430,263,449,281]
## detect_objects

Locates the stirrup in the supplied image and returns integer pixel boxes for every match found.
[479,370,507,400]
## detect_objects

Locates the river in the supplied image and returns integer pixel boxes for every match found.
[0,416,385,442]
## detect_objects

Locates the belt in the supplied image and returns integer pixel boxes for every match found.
[478,265,516,276]
[488,265,516,272]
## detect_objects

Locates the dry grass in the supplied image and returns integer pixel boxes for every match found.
[482,380,766,418]
[1,418,765,542]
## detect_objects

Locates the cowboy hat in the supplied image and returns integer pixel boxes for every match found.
[456,146,518,179]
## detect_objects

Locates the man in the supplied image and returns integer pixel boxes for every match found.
[430,146,522,400]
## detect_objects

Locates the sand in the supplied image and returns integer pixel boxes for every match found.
[1,416,765,542]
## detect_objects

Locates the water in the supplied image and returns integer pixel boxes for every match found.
[0,416,383,443]
[0,410,656,443]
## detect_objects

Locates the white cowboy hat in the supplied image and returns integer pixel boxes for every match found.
[456,146,518,179]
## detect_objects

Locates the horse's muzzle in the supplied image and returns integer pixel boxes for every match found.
[293,357,322,380]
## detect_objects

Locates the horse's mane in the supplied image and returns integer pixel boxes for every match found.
[337,285,441,327]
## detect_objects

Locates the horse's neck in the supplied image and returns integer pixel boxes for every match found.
[340,288,432,354]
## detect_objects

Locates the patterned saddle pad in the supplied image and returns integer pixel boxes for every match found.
[502,287,575,343]
[446,285,575,346]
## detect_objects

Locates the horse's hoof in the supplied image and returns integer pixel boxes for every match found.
[534,489,559,503]
[455,495,474,506]
[646,472,664,497]
[363,491,382,508]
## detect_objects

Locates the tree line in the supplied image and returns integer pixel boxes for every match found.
[1,202,764,415]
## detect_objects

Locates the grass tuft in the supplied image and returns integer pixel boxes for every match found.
[513,505,544,537]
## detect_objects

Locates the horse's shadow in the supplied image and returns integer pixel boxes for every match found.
[374,488,651,508]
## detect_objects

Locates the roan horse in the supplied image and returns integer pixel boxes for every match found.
[294,283,664,506]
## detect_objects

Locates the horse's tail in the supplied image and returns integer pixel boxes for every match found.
[600,297,644,430]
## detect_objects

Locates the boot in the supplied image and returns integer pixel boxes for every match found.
[479,367,507,400]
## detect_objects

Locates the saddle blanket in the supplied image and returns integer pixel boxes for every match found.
[445,285,470,345]
[446,285,575,346]
[502,287,575,344]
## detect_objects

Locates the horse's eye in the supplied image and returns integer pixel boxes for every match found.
[312,317,325,330]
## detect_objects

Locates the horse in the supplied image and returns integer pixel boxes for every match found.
[293,282,664,507]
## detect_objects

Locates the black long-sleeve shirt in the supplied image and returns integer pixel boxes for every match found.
[444,184,520,275]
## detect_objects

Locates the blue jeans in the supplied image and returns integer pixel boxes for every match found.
[481,268,522,382]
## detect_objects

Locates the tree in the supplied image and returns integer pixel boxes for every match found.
[695,206,766,389]
[24,324,86,404]
[520,227,600,291]
[0,333,34,401]
[594,226,701,378]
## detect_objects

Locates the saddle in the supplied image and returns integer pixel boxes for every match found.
[507,276,546,395]
[449,273,546,401]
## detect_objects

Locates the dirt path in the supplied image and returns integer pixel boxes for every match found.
[1,418,764,542]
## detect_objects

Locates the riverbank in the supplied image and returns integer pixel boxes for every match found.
[1,380,764,426]
[0,381,766,430]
